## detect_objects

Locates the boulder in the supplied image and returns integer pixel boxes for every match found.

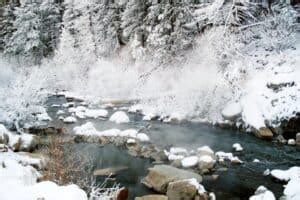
[116,187,129,200]
[197,146,214,158]
[135,195,168,200]
[93,166,128,176]
[198,156,215,172]
[142,165,202,193]
[166,180,198,200]
[255,127,273,139]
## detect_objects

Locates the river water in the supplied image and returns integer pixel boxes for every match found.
[45,95,300,199]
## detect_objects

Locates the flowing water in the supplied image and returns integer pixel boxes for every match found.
[45,95,300,200]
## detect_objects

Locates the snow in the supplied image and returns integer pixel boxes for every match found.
[199,155,215,164]
[232,143,243,152]
[57,110,65,115]
[126,138,136,144]
[73,122,148,141]
[221,102,242,120]
[271,167,300,200]
[136,133,150,142]
[181,156,198,168]
[70,106,108,119]
[63,116,77,123]
[188,178,206,194]
[168,154,184,161]
[253,159,260,163]
[287,139,296,145]
[197,146,214,157]
[0,150,87,200]
[215,151,243,164]
[249,186,275,200]
[271,167,300,182]
[0,124,35,151]
[36,112,52,121]
[109,111,130,124]
[170,147,188,156]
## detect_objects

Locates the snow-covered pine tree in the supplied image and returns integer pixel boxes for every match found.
[39,0,62,58]
[0,2,18,52]
[145,0,198,65]
[4,2,44,64]
[91,0,124,58]
[4,0,62,64]
[121,0,148,43]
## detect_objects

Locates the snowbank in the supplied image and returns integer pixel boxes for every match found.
[0,150,87,200]
[271,167,300,200]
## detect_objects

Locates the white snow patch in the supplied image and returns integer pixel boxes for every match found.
[181,156,198,168]
[170,147,188,156]
[232,143,243,152]
[249,186,275,200]
[63,116,77,123]
[136,133,150,142]
[36,112,52,121]
[109,111,130,124]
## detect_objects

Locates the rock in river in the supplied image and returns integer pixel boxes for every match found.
[93,166,128,176]
[135,195,168,200]
[142,165,202,193]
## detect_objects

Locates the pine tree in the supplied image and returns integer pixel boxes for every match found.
[91,0,123,57]
[0,3,16,51]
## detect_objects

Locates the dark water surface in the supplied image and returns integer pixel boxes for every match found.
[45,95,300,199]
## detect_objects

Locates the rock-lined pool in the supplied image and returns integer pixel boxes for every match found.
[44,95,300,199]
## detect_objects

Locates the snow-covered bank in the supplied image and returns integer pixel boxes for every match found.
[0,151,87,200]
[271,167,300,200]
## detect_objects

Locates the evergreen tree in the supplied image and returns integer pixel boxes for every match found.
[0,3,16,51]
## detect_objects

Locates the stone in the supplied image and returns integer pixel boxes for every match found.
[287,139,296,146]
[116,187,129,200]
[93,166,128,176]
[255,127,273,139]
[198,156,215,172]
[276,135,287,144]
[135,195,168,200]
[296,133,300,146]
[166,180,198,200]
[142,165,202,193]
[197,146,214,158]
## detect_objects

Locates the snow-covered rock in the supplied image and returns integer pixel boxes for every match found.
[170,147,188,156]
[221,102,242,121]
[181,156,198,168]
[249,186,275,200]
[63,116,77,123]
[126,138,136,144]
[168,154,184,161]
[198,155,215,171]
[137,133,150,142]
[84,109,108,118]
[232,143,243,152]
[197,146,214,157]
[36,112,52,121]
[271,167,300,182]
[271,167,300,199]
[253,159,260,163]
[288,139,296,146]
[109,111,130,123]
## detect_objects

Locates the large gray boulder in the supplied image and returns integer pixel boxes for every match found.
[142,165,202,193]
